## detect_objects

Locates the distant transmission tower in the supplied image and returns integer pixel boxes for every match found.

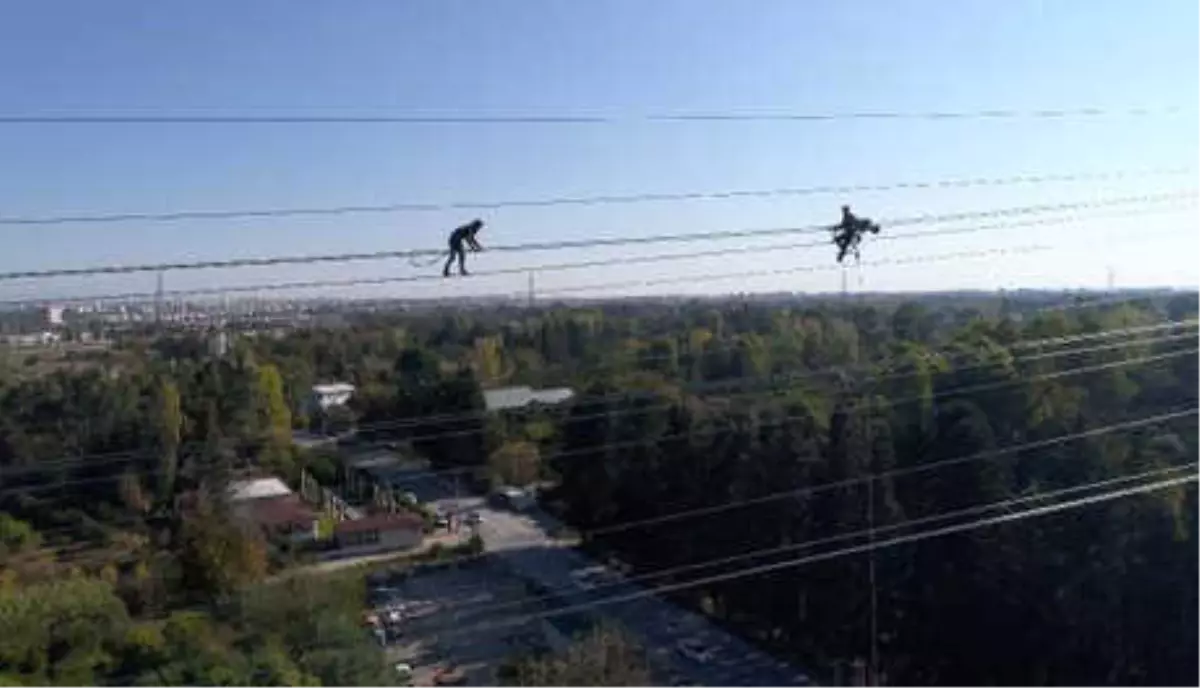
[1106,265,1116,292]
[154,271,164,325]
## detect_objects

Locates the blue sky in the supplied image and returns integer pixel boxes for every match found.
[0,0,1196,303]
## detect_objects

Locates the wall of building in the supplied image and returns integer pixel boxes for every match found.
[334,526,423,557]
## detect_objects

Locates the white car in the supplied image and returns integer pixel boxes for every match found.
[394,663,414,683]
[676,639,714,664]
[570,566,605,590]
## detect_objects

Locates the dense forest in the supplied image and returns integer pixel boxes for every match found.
[0,289,1196,685]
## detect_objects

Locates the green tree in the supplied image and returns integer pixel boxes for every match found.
[489,440,541,487]
[177,495,268,600]
[254,364,293,473]
[154,379,183,504]
[499,626,651,686]
[0,577,130,685]
[0,515,39,557]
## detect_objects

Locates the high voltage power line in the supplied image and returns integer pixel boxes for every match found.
[51,461,1200,686]
[18,343,1200,681]
[0,241,1046,305]
[21,405,1197,580]
[3,314,1183,479]
[0,105,1186,126]
[423,471,1199,644]
[11,336,1200,511]
[3,320,1192,479]
[393,461,1200,623]
[36,459,1200,654]
[0,167,1189,227]
[0,197,1193,311]
[2,318,1191,470]
[0,191,1191,283]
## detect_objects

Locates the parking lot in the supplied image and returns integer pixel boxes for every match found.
[368,558,559,686]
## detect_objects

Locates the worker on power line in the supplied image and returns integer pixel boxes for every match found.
[443,219,485,277]
[831,205,880,263]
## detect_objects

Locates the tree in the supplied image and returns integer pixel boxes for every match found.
[154,379,182,504]
[197,400,231,495]
[176,495,268,600]
[0,514,39,556]
[254,364,293,474]
[499,626,651,686]
[489,440,541,487]
[0,577,130,685]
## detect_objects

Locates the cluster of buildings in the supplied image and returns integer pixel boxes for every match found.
[211,378,579,557]
[226,475,425,557]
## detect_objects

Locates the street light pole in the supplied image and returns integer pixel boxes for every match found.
[867,477,878,686]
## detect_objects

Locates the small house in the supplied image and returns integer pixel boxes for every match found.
[227,477,318,544]
[483,386,575,413]
[333,513,425,556]
[308,383,356,414]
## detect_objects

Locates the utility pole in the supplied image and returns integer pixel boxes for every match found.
[863,394,879,687]
[867,476,878,686]
[154,270,164,327]
[528,271,536,308]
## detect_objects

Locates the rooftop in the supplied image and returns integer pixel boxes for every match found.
[242,494,317,528]
[312,382,355,395]
[484,386,575,412]
[334,512,424,536]
[228,477,293,502]
[292,430,338,449]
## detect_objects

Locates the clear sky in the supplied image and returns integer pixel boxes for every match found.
[0,0,1196,303]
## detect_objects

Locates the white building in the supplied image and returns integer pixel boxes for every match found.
[1,332,56,348]
[483,386,575,412]
[308,383,356,414]
[227,477,293,502]
[208,330,230,358]
[43,306,64,327]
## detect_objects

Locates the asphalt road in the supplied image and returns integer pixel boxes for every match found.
[404,476,812,687]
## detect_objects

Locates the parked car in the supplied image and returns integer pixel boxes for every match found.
[433,666,467,686]
[464,511,483,526]
[571,565,616,590]
[676,639,714,664]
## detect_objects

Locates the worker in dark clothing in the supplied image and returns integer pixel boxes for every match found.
[831,205,881,263]
[443,219,484,277]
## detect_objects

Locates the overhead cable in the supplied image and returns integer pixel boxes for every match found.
[3,323,1192,480]
[0,105,1185,126]
[0,190,1190,283]
[0,167,1189,227]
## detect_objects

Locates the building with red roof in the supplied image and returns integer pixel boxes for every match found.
[333,512,425,556]
[227,476,319,544]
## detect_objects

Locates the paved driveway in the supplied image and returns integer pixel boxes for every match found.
[393,475,812,687]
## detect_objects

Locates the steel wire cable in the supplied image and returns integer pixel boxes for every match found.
[4,316,1195,487]
[0,191,1190,283]
[0,105,1186,126]
[0,167,1189,227]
